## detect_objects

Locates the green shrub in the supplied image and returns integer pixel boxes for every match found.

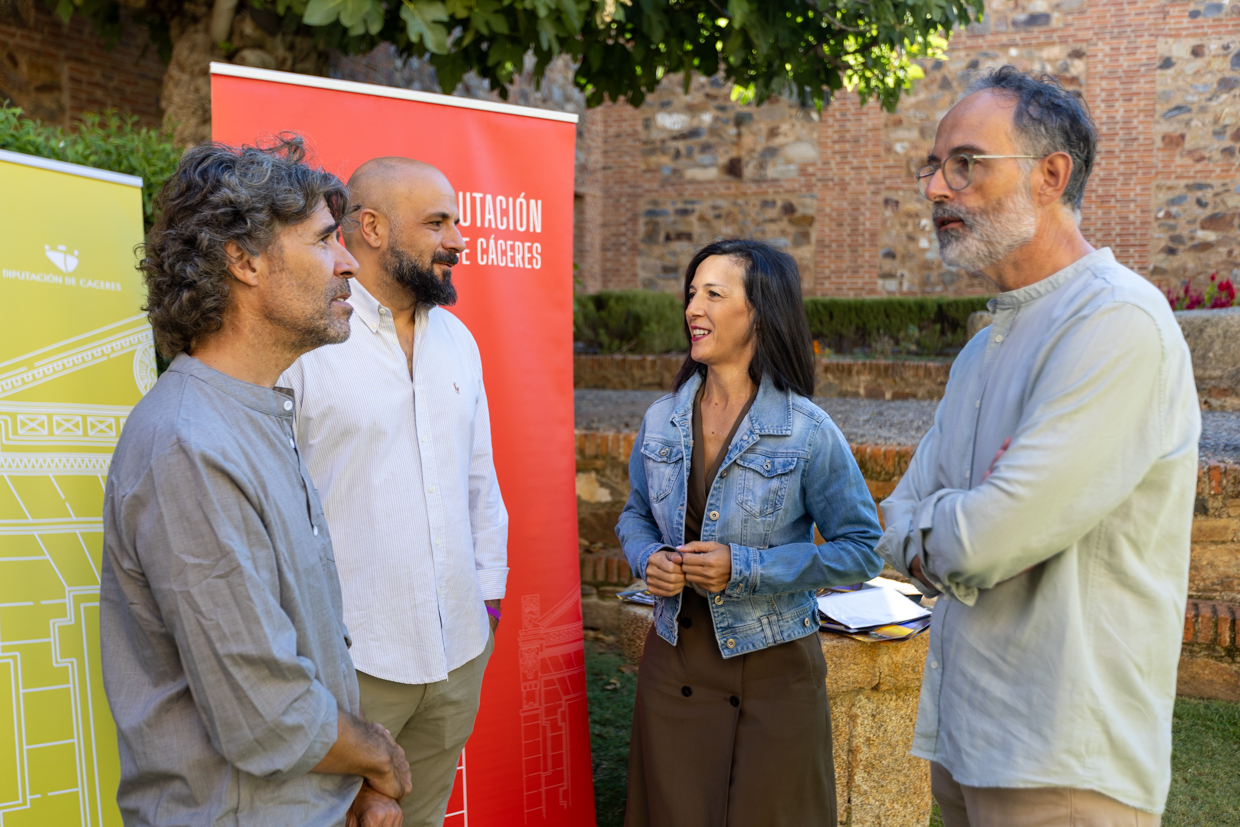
[573,291,992,356]
[575,290,687,354]
[0,104,181,231]
[802,296,992,354]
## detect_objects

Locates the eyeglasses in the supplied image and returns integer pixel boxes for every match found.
[915,154,1043,199]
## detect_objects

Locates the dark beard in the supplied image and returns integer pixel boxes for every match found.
[384,243,458,307]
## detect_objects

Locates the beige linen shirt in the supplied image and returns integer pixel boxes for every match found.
[876,249,1200,813]
[281,280,508,685]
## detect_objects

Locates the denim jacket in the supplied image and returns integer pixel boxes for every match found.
[617,372,884,657]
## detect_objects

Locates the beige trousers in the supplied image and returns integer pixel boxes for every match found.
[932,763,1161,827]
[357,631,494,827]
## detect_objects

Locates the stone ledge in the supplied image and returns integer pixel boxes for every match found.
[574,354,952,400]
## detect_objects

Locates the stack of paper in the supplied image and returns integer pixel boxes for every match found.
[817,583,931,643]
[615,588,656,606]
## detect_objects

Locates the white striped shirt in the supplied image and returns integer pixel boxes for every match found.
[281,279,508,684]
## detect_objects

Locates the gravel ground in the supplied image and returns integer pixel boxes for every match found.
[576,390,1240,462]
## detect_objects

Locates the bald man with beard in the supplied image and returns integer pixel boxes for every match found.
[281,158,509,827]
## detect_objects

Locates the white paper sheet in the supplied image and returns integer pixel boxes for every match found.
[817,586,930,630]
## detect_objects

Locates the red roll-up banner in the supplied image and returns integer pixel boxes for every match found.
[210,64,592,827]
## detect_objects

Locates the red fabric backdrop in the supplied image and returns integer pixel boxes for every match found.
[211,66,593,827]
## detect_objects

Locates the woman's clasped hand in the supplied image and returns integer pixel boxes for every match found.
[645,542,733,596]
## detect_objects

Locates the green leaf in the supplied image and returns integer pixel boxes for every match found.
[400,0,451,53]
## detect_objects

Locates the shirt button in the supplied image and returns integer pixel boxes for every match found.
[428,485,436,494]
[282,400,293,411]
[763,460,771,470]
[726,638,736,648]
[931,661,939,669]
[313,526,319,536]
[422,435,428,443]
[288,438,295,448]
[659,448,669,456]
[804,618,812,627]
[721,470,727,478]
[714,595,723,606]
[995,334,1004,343]
[729,695,740,708]
[681,685,692,697]
[709,510,719,520]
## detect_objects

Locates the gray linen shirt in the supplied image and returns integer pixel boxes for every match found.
[876,249,1200,813]
[100,354,362,827]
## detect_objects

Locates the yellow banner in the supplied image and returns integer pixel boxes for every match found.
[0,150,152,827]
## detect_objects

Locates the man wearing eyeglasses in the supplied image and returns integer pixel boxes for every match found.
[877,66,1199,825]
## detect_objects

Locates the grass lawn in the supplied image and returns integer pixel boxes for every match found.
[585,637,1240,827]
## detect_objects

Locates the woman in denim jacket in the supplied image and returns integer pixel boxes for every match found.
[618,239,883,826]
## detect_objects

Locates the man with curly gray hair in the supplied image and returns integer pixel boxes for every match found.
[100,136,410,827]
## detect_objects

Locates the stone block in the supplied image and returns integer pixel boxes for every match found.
[1189,542,1240,601]
[1192,517,1237,542]
[842,689,932,827]
[966,311,993,340]
[581,594,621,632]
[1176,656,1240,702]
[823,634,881,693]
[1177,308,1240,409]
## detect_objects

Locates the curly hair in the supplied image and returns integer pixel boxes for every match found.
[140,135,350,358]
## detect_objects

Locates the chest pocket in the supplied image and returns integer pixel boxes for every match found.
[640,441,684,504]
[735,453,799,518]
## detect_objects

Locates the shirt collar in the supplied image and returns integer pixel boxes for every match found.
[348,278,431,334]
[988,247,1115,313]
[670,370,792,436]
[167,353,296,419]
[348,278,383,333]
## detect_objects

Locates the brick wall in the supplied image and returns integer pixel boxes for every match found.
[577,429,1240,698]
[580,0,1240,297]
[0,1,164,127]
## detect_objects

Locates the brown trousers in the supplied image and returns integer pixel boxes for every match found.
[356,631,493,827]
[932,762,1162,827]
[625,590,836,827]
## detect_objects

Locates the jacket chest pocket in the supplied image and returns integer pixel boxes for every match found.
[640,441,684,504]
[735,454,799,518]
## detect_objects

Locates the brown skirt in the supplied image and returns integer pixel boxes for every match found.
[624,589,837,827]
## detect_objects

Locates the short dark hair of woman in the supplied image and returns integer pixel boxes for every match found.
[140,134,351,359]
[965,65,1098,213]
[672,239,817,398]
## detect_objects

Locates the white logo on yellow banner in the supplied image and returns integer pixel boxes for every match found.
[0,149,149,827]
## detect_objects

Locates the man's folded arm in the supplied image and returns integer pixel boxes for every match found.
[919,302,1166,593]
[875,412,947,597]
[130,443,344,780]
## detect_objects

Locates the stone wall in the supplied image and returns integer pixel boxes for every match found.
[582,0,1240,297]
[0,1,164,127]
[1150,37,1240,291]
[639,194,817,292]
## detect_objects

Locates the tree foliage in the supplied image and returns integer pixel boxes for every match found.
[48,0,980,111]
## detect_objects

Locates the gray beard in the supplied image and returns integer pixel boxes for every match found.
[934,186,1038,272]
